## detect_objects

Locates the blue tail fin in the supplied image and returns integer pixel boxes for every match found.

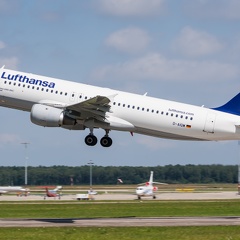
[212,93,240,116]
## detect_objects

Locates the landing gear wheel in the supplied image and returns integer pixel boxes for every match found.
[85,135,98,146]
[153,195,156,199]
[100,136,113,147]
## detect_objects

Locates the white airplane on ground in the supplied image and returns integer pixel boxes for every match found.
[136,171,166,200]
[1,67,240,147]
[0,186,29,195]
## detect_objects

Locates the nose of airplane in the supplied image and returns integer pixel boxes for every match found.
[136,188,143,195]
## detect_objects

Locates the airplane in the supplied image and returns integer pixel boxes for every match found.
[43,186,62,200]
[136,171,166,200]
[1,66,240,147]
[0,186,29,196]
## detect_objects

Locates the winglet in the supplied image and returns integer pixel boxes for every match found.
[1,65,5,69]
[107,93,118,102]
[212,93,240,116]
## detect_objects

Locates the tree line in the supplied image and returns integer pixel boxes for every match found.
[0,165,238,186]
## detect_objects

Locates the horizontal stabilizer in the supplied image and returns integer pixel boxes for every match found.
[152,182,168,185]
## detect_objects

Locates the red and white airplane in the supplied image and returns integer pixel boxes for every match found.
[43,186,62,200]
[1,67,240,147]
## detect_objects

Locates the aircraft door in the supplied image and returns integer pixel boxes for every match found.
[203,112,216,133]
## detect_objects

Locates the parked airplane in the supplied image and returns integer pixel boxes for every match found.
[44,186,62,200]
[136,171,166,200]
[1,66,240,147]
[0,186,29,195]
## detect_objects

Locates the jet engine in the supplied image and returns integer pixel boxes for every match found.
[30,104,76,127]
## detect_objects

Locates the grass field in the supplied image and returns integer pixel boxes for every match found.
[0,226,240,240]
[1,200,240,218]
[0,200,240,239]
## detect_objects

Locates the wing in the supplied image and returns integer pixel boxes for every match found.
[64,95,119,130]
[64,94,134,131]
[66,96,111,122]
[67,95,112,120]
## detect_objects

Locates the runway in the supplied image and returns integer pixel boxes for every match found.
[0,191,240,201]
[1,216,240,227]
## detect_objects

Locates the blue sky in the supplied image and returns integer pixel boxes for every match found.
[1,0,240,167]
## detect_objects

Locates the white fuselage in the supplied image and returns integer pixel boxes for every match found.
[1,68,240,142]
[136,186,154,196]
[0,186,28,194]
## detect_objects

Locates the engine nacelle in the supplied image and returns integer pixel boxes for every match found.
[31,104,76,127]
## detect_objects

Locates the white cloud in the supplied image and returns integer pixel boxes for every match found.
[0,57,18,69]
[92,53,239,82]
[0,134,21,145]
[96,0,165,17]
[0,0,19,13]
[105,27,150,54]
[172,27,223,57]
[184,0,240,20]
[0,41,5,49]
[0,0,10,11]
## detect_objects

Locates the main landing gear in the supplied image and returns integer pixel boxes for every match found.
[84,130,113,147]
